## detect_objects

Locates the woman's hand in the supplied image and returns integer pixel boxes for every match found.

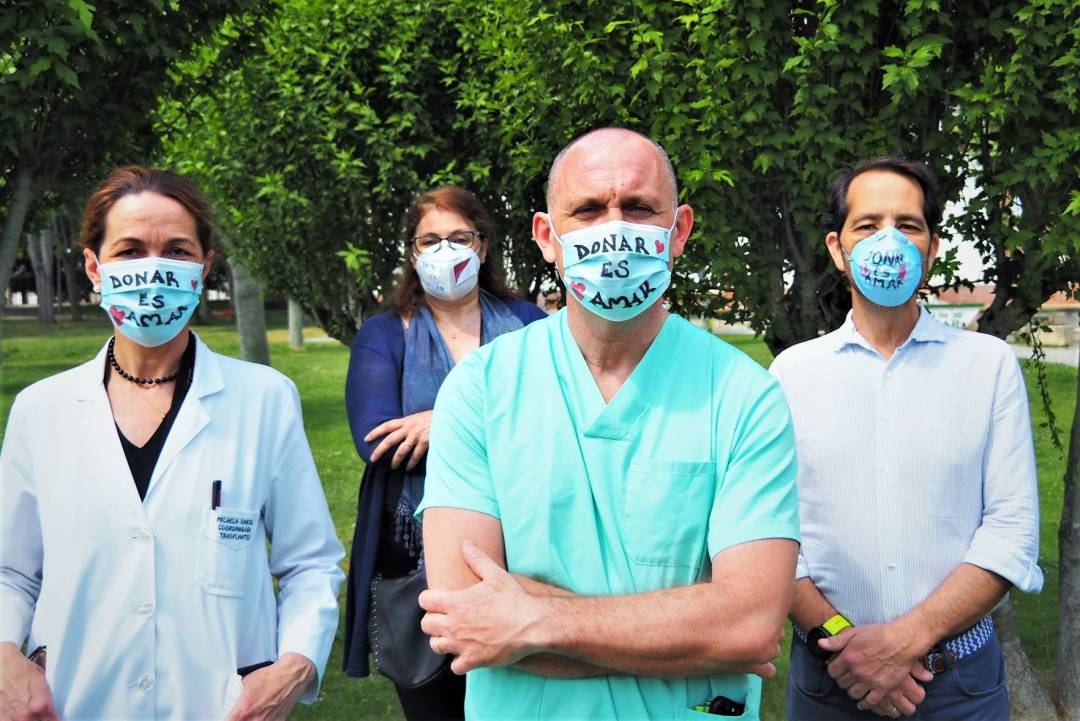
[364,411,433,470]
[0,642,59,721]
[223,653,315,721]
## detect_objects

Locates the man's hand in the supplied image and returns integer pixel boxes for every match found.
[853,660,933,718]
[0,642,59,721]
[365,411,432,469]
[419,541,546,674]
[818,624,933,715]
[223,653,316,721]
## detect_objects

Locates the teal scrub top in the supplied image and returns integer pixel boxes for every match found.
[418,310,800,721]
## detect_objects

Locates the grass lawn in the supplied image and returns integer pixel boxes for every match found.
[0,310,1073,720]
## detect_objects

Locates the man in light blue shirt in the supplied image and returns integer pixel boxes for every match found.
[771,157,1042,720]
[415,128,801,720]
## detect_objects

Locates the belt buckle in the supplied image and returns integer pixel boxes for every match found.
[921,646,958,675]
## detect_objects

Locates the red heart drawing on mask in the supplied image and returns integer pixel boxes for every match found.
[655,240,665,254]
[898,265,907,281]
[191,279,199,290]
[570,281,586,299]
[108,306,126,325]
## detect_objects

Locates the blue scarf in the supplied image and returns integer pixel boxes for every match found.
[396,291,525,555]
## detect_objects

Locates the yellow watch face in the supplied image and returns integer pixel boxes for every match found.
[822,614,852,636]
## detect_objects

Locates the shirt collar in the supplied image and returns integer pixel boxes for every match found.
[832,305,947,354]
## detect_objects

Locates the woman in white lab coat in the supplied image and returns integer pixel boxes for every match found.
[0,166,345,721]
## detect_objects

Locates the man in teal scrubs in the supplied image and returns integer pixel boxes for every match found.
[417,127,800,720]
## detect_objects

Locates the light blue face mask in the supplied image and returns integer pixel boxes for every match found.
[549,213,676,322]
[842,227,924,307]
[98,257,203,347]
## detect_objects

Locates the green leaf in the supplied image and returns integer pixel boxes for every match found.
[28,57,52,78]
[66,0,96,34]
[54,61,80,88]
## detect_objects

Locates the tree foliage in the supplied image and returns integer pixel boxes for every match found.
[0,0,252,361]
[159,1,498,341]
[454,0,1079,352]
[162,0,1078,350]
[946,0,1080,339]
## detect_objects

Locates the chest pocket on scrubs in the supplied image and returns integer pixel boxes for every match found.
[625,460,715,568]
[198,507,259,597]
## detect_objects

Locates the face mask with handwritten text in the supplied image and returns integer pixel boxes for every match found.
[550,214,675,322]
[98,257,203,347]
[842,226,923,307]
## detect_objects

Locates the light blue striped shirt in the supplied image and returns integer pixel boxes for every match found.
[770,308,1043,626]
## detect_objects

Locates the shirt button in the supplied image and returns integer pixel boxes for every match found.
[136,530,152,544]
[136,602,155,617]
[883,465,891,472]
[138,676,155,691]
[887,563,897,571]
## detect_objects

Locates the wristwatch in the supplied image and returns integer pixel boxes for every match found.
[806,613,852,661]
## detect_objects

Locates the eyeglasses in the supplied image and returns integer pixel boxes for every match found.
[409,230,484,254]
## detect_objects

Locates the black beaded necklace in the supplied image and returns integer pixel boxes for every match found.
[106,336,181,385]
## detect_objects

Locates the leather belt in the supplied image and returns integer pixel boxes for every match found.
[921,615,994,675]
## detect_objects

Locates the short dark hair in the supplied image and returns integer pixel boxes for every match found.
[389,186,517,314]
[80,165,214,254]
[825,156,942,236]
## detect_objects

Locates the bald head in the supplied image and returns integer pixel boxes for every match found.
[546,128,679,209]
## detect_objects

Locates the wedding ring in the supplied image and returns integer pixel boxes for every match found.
[434,637,445,654]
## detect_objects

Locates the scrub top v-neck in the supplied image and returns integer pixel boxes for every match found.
[106,333,196,501]
[419,309,800,721]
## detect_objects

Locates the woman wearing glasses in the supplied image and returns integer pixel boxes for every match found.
[342,186,546,719]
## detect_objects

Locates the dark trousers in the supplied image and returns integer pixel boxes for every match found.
[394,668,466,721]
[787,632,1009,721]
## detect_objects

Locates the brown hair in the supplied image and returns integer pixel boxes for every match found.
[79,165,214,254]
[389,186,517,313]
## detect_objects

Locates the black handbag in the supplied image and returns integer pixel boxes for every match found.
[369,564,451,688]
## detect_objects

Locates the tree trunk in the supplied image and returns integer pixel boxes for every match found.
[0,163,37,366]
[228,255,270,366]
[1057,356,1080,721]
[993,596,1059,720]
[287,298,304,350]
[62,245,83,322]
[26,230,56,324]
[54,216,82,321]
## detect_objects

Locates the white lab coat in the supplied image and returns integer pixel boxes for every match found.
[0,334,345,721]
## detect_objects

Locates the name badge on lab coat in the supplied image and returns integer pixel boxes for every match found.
[202,508,259,551]
[210,510,257,550]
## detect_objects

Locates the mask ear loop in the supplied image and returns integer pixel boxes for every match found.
[91,252,103,293]
[545,213,563,245]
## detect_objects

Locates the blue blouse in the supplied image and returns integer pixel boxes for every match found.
[341,298,547,676]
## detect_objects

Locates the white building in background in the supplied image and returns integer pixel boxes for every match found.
[927,284,1079,347]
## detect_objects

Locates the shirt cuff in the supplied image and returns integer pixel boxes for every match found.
[0,591,34,647]
[795,553,811,581]
[961,543,1044,594]
[277,585,343,704]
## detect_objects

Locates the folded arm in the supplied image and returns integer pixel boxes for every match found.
[421,507,796,678]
